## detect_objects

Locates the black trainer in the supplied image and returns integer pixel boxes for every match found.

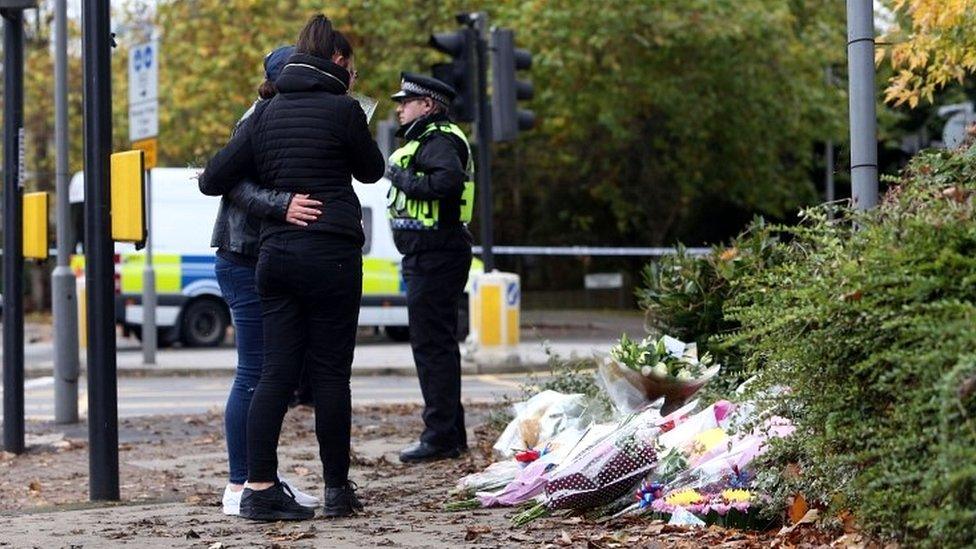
[398,441,462,463]
[323,481,363,518]
[239,481,315,521]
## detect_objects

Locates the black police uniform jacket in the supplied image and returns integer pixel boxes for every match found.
[391,112,474,255]
[199,53,385,248]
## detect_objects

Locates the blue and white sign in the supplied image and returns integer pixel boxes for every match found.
[129,40,159,142]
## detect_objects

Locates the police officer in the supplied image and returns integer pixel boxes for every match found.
[387,72,475,463]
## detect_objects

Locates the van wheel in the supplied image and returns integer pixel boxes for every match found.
[181,298,229,347]
[384,326,411,342]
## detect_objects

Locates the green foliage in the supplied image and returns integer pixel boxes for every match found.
[725,145,976,545]
[637,218,784,397]
[98,0,849,249]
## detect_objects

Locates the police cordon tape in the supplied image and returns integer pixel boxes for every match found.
[470,246,711,257]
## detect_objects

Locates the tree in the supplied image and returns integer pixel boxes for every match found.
[880,0,976,107]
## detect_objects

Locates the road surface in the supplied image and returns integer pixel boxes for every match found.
[10,372,531,420]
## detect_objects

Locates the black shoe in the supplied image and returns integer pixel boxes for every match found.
[323,481,363,518]
[398,441,462,463]
[239,482,315,521]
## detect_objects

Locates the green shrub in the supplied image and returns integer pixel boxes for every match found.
[725,146,976,545]
[638,218,784,398]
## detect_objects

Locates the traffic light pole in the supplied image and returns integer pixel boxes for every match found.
[469,13,495,272]
[2,6,26,455]
[53,0,80,424]
[82,0,120,501]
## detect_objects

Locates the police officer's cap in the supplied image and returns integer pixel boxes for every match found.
[391,72,456,106]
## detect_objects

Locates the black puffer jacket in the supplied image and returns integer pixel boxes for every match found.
[209,100,292,263]
[199,54,385,246]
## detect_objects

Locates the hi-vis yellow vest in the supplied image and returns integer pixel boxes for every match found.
[387,123,475,230]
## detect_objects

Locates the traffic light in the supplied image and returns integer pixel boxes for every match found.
[429,27,476,123]
[491,28,534,142]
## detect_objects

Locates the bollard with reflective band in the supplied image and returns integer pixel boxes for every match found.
[468,271,520,366]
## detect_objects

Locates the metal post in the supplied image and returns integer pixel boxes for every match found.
[846,0,878,210]
[825,141,835,198]
[824,66,835,210]
[470,13,495,272]
[142,170,156,364]
[52,0,79,424]
[82,0,120,501]
[2,7,26,455]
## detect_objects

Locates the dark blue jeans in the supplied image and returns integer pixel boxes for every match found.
[215,255,263,485]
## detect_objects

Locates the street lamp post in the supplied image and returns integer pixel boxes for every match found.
[846,0,879,210]
[52,0,80,425]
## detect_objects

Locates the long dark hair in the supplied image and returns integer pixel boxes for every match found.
[333,30,352,62]
[257,79,277,100]
[295,14,336,60]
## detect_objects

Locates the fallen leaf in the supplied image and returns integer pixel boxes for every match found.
[464,525,491,541]
[788,493,809,525]
[28,481,41,493]
[779,509,820,536]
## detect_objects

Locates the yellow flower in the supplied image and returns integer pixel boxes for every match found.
[721,489,752,503]
[665,489,705,506]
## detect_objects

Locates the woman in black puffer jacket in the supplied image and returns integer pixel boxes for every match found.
[199,14,384,522]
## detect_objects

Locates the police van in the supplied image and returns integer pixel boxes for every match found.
[69,168,480,346]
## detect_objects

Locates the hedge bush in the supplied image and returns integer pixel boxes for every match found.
[723,145,976,545]
[639,144,976,544]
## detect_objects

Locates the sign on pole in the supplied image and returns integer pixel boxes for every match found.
[132,138,157,169]
[128,39,159,366]
[128,40,158,142]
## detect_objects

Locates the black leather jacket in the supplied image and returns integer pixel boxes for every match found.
[209,178,291,259]
[208,100,292,260]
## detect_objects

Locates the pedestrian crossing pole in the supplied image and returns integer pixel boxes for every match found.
[1,0,34,455]
[82,0,120,501]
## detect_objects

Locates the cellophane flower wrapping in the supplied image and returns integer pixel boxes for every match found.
[492,390,588,458]
[544,407,660,510]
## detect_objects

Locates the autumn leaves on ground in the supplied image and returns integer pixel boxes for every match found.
[0,403,832,548]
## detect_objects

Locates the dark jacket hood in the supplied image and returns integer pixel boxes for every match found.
[275,53,350,95]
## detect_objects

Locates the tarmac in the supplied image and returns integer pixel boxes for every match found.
[10,309,643,378]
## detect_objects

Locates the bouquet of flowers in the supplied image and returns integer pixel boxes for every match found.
[603,335,721,414]
[543,409,659,511]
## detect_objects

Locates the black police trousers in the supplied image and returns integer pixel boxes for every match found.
[248,231,362,487]
[402,248,473,450]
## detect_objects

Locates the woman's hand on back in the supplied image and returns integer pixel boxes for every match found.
[286,194,323,226]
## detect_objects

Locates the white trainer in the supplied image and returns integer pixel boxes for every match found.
[280,477,319,508]
[222,484,243,516]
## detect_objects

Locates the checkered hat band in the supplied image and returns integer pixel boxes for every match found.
[402,81,449,105]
